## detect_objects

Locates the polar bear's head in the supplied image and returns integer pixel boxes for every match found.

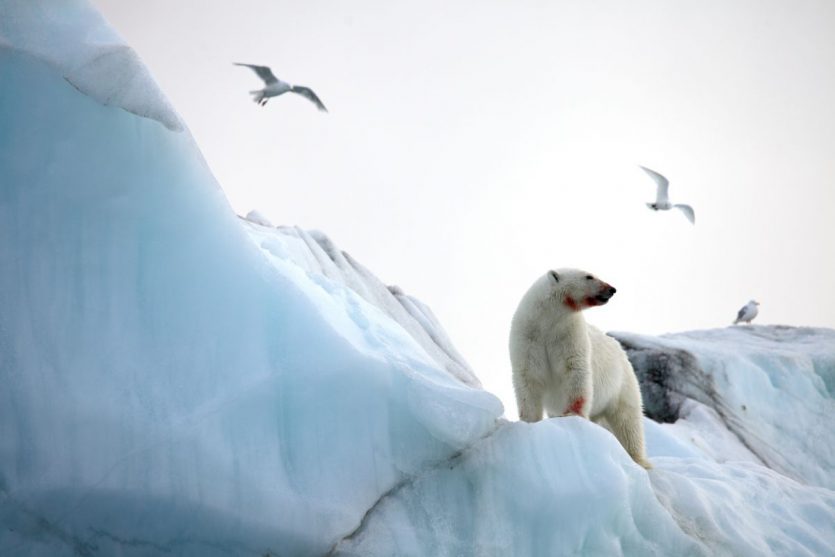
[545,268,617,312]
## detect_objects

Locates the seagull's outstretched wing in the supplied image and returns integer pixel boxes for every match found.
[234,63,278,85]
[673,204,695,224]
[290,85,328,112]
[640,166,670,204]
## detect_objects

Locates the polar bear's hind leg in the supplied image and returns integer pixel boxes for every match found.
[604,400,651,469]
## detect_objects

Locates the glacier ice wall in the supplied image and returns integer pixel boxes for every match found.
[0,38,501,557]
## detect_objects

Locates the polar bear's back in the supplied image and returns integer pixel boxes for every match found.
[587,325,630,365]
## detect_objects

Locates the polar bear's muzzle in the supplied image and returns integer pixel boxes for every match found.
[594,285,617,304]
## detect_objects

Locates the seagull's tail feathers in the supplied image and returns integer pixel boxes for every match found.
[249,90,265,104]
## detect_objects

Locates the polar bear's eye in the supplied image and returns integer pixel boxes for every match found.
[549,271,559,283]
[585,275,593,280]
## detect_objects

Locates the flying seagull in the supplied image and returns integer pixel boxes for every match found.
[640,166,695,224]
[733,300,760,325]
[234,63,327,112]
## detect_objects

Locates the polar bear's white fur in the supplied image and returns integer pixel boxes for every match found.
[509,268,651,469]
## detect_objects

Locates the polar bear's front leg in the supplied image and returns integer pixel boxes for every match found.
[513,370,544,422]
[512,342,549,422]
[562,353,593,418]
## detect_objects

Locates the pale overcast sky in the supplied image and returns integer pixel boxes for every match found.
[94,0,835,416]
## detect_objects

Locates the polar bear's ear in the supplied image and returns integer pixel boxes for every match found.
[549,270,559,283]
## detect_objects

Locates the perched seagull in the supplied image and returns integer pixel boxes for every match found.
[234,63,327,112]
[733,300,760,324]
[640,166,695,224]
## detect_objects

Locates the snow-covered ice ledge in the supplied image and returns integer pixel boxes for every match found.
[614,325,835,490]
[0,0,183,131]
[240,218,482,388]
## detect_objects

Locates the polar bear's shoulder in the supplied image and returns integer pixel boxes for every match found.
[587,325,628,358]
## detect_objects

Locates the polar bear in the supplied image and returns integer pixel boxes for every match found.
[509,268,651,469]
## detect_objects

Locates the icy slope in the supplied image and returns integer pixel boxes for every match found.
[336,418,705,557]
[613,326,835,489]
[241,219,481,387]
[0,19,501,557]
[647,455,835,556]
[642,402,835,556]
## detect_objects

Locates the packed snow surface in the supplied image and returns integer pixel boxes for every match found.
[1,2,834,556]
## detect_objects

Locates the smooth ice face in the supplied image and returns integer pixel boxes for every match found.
[0,21,501,557]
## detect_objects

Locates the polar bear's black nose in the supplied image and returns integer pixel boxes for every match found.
[598,286,616,301]
[595,285,617,304]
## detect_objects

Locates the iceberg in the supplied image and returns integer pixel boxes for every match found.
[1,2,834,556]
[0,4,500,555]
